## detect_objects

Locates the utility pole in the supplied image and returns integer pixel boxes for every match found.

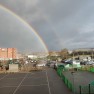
[71,71,75,94]
[73,51,75,60]
[92,49,93,60]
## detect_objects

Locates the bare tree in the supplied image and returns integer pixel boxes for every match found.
[60,48,69,59]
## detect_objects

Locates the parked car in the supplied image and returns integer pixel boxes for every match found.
[64,59,72,64]
[46,61,55,67]
[80,60,94,65]
[72,60,80,64]
[36,63,46,67]
[3,64,9,70]
[86,61,94,65]
[80,61,87,65]
[64,60,80,65]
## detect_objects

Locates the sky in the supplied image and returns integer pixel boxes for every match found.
[0,0,94,52]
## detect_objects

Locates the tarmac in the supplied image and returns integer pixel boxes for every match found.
[63,70,94,94]
[0,68,73,94]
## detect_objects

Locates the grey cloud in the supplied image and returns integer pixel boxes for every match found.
[0,0,94,51]
[0,8,47,52]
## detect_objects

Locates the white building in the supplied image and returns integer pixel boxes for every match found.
[26,55,37,59]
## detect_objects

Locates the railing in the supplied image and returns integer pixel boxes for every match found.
[57,67,73,91]
[56,66,94,94]
[79,84,94,94]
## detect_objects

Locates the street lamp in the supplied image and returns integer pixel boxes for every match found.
[71,71,75,94]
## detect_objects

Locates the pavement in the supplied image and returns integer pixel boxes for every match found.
[63,70,94,86]
[63,70,94,94]
[0,68,73,94]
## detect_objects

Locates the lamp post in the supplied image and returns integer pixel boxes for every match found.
[92,49,93,60]
[71,71,75,94]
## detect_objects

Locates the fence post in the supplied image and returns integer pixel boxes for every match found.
[89,84,90,94]
[79,85,81,94]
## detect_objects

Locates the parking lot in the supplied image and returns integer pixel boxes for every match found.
[0,68,72,94]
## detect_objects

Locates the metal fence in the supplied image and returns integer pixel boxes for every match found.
[56,67,94,94]
[80,84,94,94]
[57,67,73,91]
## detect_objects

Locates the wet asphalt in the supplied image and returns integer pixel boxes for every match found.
[0,68,73,94]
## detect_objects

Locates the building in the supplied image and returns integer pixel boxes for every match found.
[25,55,37,59]
[0,48,17,60]
[17,53,24,59]
[72,48,94,60]
[49,51,60,56]
[72,48,94,55]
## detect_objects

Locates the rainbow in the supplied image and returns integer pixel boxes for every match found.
[0,4,48,53]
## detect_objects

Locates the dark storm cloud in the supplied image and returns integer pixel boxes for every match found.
[0,0,94,51]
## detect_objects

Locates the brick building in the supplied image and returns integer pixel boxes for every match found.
[0,48,17,60]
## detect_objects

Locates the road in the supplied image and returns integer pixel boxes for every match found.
[0,68,72,94]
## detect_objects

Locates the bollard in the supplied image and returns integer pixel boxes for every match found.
[79,85,81,94]
[89,84,90,94]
